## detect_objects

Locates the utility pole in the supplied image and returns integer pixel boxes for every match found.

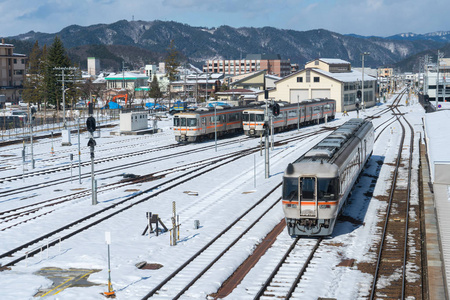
[436,50,444,109]
[361,52,370,111]
[54,67,78,146]
[297,95,300,131]
[264,91,269,179]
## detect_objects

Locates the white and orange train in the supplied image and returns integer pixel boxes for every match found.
[173,106,245,142]
[173,99,336,142]
[282,118,374,236]
[242,99,336,137]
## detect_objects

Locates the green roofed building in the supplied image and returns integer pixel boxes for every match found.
[105,71,149,92]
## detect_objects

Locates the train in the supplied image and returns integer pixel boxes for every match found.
[173,106,245,142]
[242,99,336,137]
[282,118,374,236]
[173,98,336,142]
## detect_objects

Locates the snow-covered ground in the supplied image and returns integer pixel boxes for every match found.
[0,90,432,299]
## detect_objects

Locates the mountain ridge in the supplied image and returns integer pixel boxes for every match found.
[6,20,449,72]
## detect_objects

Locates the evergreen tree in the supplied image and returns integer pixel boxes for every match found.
[164,40,180,82]
[148,76,163,106]
[164,40,180,108]
[45,36,72,108]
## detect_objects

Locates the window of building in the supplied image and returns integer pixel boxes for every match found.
[314,77,320,83]
[297,77,303,83]
[315,60,319,65]
[306,70,310,83]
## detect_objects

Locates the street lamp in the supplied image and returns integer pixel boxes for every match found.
[361,52,370,111]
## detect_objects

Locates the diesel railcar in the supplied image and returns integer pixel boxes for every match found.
[173,106,245,142]
[282,118,374,236]
[242,99,336,137]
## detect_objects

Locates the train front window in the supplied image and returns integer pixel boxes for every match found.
[243,113,249,121]
[187,118,197,127]
[255,114,264,121]
[249,114,255,121]
[300,177,315,199]
[283,177,298,200]
[174,117,180,127]
[318,178,337,200]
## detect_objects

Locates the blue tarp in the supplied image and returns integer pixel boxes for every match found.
[146,103,167,109]
[208,102,231,107]
[101,102,122,109]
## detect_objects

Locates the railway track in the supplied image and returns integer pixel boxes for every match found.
[0,127,327,268]
[369,91,423,299]
[141,184,283,299]
[0,151,253,231]
[0,145,260,270]
[253,237,322,299]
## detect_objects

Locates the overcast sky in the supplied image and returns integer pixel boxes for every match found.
[1,0,449,38]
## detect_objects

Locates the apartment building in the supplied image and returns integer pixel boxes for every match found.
[0,39,27,104]
[203,54,291,77]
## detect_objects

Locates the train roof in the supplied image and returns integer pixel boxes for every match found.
[296,118,370,164]
[243,98,336,112]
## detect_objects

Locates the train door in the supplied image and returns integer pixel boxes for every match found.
[299,176,318,218]
[201,117,206,134]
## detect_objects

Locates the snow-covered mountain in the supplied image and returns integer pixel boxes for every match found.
[6,20,447,71]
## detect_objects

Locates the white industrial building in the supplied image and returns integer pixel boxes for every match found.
[263,58,377,113]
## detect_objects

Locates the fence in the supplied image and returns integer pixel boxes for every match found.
[0,108,121,141]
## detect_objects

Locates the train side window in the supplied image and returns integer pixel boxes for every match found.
[187,118,197,127]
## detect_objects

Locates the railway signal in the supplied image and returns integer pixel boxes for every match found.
[272,103,280,116]
[86,116,96,133]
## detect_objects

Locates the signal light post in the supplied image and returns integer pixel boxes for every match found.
[86,110,97,205]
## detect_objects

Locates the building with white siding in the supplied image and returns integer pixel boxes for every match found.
[263,58,377,113]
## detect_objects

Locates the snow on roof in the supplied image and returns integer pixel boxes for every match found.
[265,74,281,80]
[105,72,148,80]
[319,58,350,65]
[313,68,376,82]
[425,108,450,181]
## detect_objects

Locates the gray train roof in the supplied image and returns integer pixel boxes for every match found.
[295,118,366,164]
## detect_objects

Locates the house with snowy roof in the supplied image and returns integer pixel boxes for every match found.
[263,58,377,113]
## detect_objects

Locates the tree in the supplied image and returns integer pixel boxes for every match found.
[148,76,163,107]
[44,36,72,108]
[164,40,180,109]
[164,40,180,82]
[22,41,44,108]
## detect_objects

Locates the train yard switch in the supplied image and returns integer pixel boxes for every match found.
[142,213,168,236]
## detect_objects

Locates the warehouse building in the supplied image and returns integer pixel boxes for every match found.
[263,58,377,113]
